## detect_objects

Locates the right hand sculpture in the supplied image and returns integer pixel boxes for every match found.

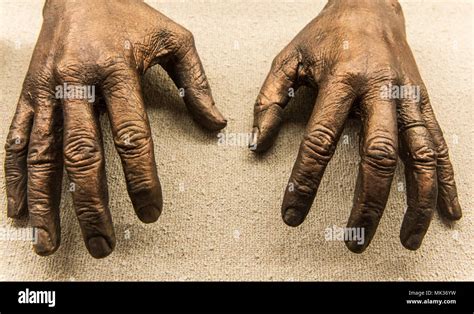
[250,0,461,252]
[5,0,226,258]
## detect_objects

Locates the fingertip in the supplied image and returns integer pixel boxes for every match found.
[450,211,462,221]
[251,105,283,153]
[439,198,462,221]
[33,228,59,256]
[207,116,227,132]
[345,240,368,254]
[250,127,279,153]
[400,233,423,251]
[248,127,260,152]
[136,204,162,224]
[399,206,433,251]
[196,105,228,131]
[215,118,228,130]
[344,223,372,253]
[130,184,163,223]
[87,236,115,259]
[282,207,305,227]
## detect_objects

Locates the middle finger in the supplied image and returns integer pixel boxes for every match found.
[62,85,115,259]
[345,87,398,253]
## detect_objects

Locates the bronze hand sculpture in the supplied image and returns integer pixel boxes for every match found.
[251,0,462,252]
[4,0,226,258]
[5,0,462,259]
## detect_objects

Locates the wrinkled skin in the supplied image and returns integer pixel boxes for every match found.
[5,0,226,258]
[251,0,462,253]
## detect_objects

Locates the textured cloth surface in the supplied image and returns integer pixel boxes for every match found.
[0,0,472,281]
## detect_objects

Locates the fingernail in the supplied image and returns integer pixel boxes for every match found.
[88,236,112,258]
[283,207,304,227]
[137,205,161,223]
[33,228,55,256]
[211,107,227,129]
[447,199,462,220]
[249,127,259,151]
[217,118,228,129]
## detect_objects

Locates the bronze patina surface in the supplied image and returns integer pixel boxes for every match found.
[5,0,462,258]
[250,0,462,253]
[5,0,226,258]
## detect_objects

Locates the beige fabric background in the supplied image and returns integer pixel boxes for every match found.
[0,0,472,281]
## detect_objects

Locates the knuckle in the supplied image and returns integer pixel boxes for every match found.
[24,72,54,95]
[27,157,58,174]
[358,202,384,222]
[291,178,316,197]
[128,176,156,197]
[27,144,57,167]
[379,70,398,84]
[411,145,437,168]
[76,203,107,225]
[170,27,196,62]
[416,206,434,220]
[271,48,298,77]
[271,54,282,69]
[4,163,25,186]
[64,131,102,170]
[5,136,28,154]
[435,145,450,163]
[54,60,82,82]
[290,124,337,194]
[403,206,434,226]
[28,202,52,218]
[114,121,151,159]
[302,124,337,165]
[176,27,194,45]
[272,48,293,68]
[368,66,399,87]
[363,135,398,173]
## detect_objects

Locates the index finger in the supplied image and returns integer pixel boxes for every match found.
[161,28,227,131]
[251,46,300,152]
[281,79,354,226]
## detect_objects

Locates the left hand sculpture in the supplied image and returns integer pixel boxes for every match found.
[250,0,462,252]
[5,0,226,258]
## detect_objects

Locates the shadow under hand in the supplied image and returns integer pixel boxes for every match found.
[283,86,317,125]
